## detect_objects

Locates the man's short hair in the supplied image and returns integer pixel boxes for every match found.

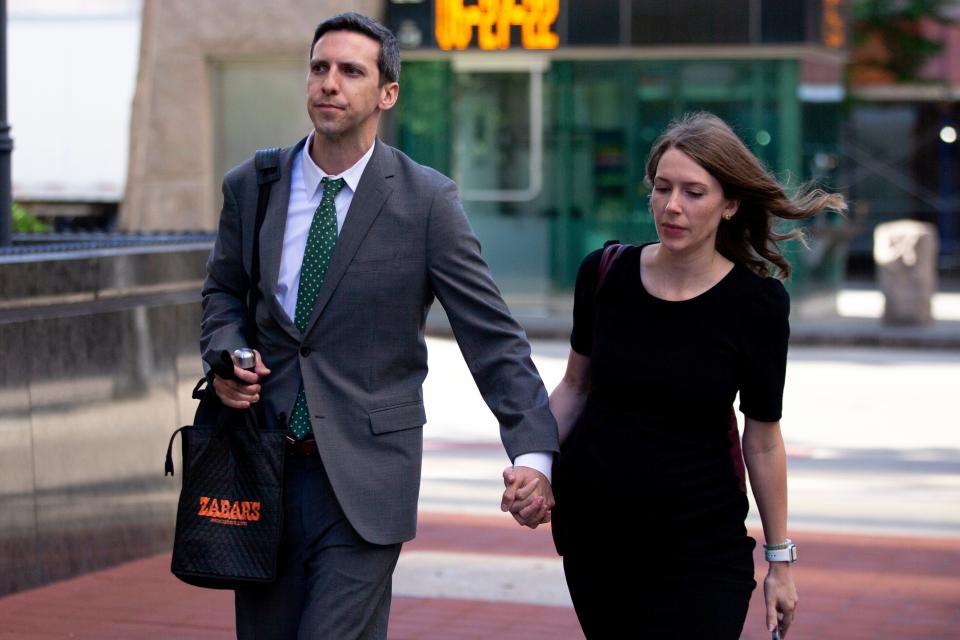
[311,12,400,85]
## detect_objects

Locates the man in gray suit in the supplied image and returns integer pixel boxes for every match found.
[201,12,559,639]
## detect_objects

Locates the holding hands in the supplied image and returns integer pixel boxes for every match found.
[500,466,554,529]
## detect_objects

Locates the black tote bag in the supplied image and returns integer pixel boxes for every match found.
[164,147,286,589]
[165,351,286,590]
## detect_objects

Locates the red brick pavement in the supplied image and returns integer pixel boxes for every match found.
[0,512,958,639]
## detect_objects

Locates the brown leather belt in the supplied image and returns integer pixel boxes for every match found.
[285,435,319,457]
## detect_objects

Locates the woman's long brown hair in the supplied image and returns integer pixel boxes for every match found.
[645,112,847,279]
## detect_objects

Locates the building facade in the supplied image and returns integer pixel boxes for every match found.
[386,0,849,297]
[846,3,960,276]
[124,0,850,299]
[122,0,382,232]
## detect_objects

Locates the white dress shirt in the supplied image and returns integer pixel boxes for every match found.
[275,133,553,481]
[276,132,375,321]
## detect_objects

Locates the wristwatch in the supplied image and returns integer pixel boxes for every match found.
[763,539,798,563]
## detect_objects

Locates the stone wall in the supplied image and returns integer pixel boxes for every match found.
[122,0,383,231]
[0,240,212,595]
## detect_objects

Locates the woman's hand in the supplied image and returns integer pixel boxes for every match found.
[764,562,798,636]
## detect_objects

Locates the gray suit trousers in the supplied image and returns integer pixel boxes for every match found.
[235,455,401,640]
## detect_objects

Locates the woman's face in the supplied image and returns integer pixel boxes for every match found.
[649,147,739,256]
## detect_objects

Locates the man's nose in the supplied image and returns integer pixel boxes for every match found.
[321,70,339,93]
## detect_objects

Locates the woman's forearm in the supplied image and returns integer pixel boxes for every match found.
[550,350,591,444]
[550,379,588,444]
[744,418,798,635]
[742,419,789,545]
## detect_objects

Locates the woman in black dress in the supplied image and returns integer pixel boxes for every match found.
[547,113,846,639]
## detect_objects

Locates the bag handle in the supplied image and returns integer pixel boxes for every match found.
[165,426,189,476]
[166,404,264,478]
[191,377,209,400]
[173,145,280,478]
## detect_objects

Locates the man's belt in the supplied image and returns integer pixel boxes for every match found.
[285,435,319,457]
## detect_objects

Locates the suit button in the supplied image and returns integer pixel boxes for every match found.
[300,347,311,357]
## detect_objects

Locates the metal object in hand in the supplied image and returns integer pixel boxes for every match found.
[232,348,257,371]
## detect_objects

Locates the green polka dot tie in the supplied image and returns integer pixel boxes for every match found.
[288,177,345,440]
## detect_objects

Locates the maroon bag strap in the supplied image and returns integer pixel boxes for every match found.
[595,242,630,301]
[591,242,631,345]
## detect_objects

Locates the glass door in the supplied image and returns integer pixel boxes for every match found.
[449,55,550,297]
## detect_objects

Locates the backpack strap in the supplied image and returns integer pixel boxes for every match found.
[255,147,282,184]
[245,147,283,346]
[253,147,282,255]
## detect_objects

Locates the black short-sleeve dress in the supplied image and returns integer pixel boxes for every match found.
[553,243,789,639]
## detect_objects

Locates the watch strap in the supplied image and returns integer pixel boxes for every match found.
[764,541,798,563]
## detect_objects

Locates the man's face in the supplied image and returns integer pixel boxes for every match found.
[306,30,398,144]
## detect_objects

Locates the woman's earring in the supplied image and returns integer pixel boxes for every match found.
[723,213,733,220]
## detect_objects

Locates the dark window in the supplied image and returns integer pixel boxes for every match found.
[761,0,812,43]
[631,0,750,45]
[386,2,434,49]
[566,0,621,45]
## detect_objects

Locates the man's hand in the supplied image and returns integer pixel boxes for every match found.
[211,349,271,409]
[500,466,554,529]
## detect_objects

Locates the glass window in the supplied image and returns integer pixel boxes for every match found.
[212,60,310,194]
[565,0,621,45]
[393,61,452,173]
[452,72,532,194]
[394,57,838,294]
[762,0,811,43]
[631,0,750,45]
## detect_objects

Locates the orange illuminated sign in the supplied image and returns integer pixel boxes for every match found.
[822,0,846,49]
[435,0,559,50]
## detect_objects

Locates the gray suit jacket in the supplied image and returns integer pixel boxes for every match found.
[201,138,559,545]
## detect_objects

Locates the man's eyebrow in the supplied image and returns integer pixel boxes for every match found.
[309,57,368,70]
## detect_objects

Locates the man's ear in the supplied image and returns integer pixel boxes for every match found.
[379,82,399,112]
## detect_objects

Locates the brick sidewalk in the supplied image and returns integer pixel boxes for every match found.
[1,513,958,639]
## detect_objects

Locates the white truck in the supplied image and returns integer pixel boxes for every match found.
[9,0,140,220]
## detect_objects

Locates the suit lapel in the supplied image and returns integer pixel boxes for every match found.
[303,140,395,336]
[259,138,305,341]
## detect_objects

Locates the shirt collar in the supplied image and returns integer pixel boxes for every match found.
[300,132,376,198]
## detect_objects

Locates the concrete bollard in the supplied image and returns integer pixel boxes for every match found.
[873,220,939,325]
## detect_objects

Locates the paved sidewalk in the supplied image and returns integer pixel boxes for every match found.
[1,512,958,639]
